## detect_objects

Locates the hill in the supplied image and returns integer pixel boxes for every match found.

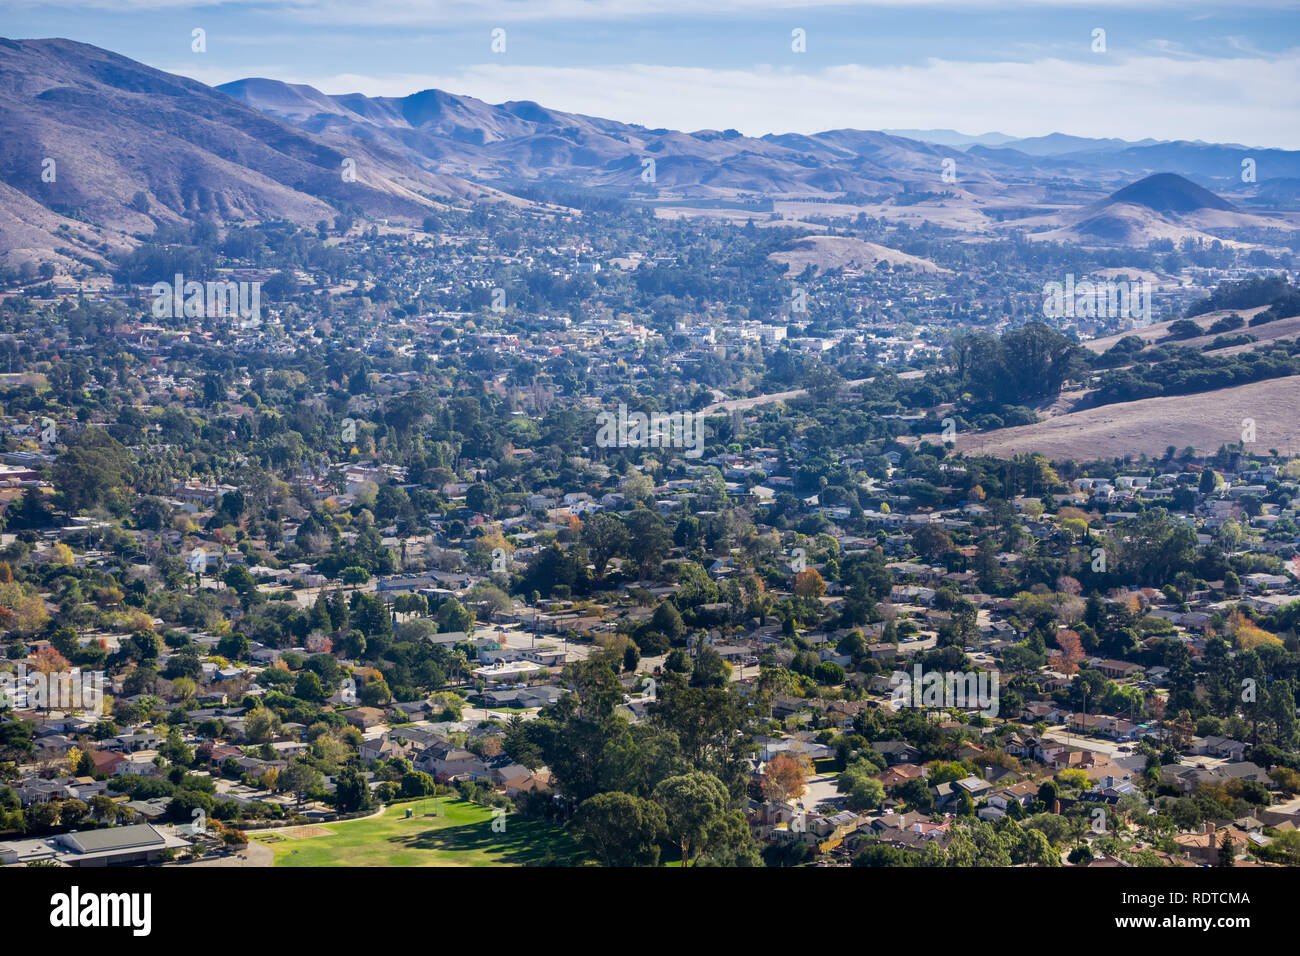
[768,235,949,276]
[1105,172,1236,214]
[1028,173,1284,247]
[953,374,1300,460]
[0,38,497,269]
[219,77,1007,201]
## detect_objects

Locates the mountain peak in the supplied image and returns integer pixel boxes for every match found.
[1105,172,1235,214]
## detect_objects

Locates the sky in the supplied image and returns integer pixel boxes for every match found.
[7,0,1300,148]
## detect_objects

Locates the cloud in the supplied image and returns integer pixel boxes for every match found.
[21,0,1300,25]
[176,51,1300,148]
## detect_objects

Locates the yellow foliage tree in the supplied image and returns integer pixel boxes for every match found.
[794,568,827,600]
[1229,609,1282,650]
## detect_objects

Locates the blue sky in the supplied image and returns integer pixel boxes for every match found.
[9,1,1300,147]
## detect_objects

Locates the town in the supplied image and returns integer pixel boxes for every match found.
[1,218,1299,868]
[0,12,1298,879]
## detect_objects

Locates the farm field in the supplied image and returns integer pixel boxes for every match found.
[253,799,582,867]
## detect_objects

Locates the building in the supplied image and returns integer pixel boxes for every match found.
[0,823,189,867]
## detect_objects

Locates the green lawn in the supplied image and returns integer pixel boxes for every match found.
[262,798,582,867]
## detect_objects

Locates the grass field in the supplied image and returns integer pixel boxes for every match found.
[950,373,1300,461]
[257,798,581,867]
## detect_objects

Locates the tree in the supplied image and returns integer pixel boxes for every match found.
[1116,509,1197,586]
[624,510,671,578]
[280,762,323,808]
[847,775,885,812]
[503,715,544,771]
[650,602,686,644]
[1218,830,1235,867]
[54,428,133,513]
[690,645,731,689]
[761,752,811,804]
[359,677,392,707]
[581,513,629,579]
[952,322,1084,405]
[245,707,277,743]
[1037,780,1058,812]
[294,671,326,702]
[793,568,827,600]
[400,770,436,797]
[341,566,370,588]
[1057,629,1085,676]
[653,770,730,867]
[88,794,118,823]
[435,597,474,634]
[570,792,667,867]
[465,482,499,516]
[912,524,955,561]
[29,646,68,710]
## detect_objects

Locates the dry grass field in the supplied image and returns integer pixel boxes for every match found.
[953,374,1300,461]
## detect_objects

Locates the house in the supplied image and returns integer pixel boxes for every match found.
[932,776,991,808]
[1021,702,1066,724]
[476,685,565,709]
[502,770,554,797]
[871,740,920,765]
[88,749,128,776]
[877,763,926,789]
[989,780,1039,811]
[342,707,388,730]
[758,736,834,764]
[1003,733,1037,760]
[105,730,163,752]
[1091,658,1142,680]
[1066,713,1138,741]
[1161,762,1268,794]
[116,750,164,776]
[414,742,488,782]
[1197,735,1248,761]
[359,735,413,763]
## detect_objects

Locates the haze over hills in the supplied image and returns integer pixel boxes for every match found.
[219,74,1300,203]
[889,129,1166,155]
[219,76,995,201]
[220,76,1300,233]
[1,36,1297,271]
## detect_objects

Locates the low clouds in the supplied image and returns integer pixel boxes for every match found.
[186,51,1300,148]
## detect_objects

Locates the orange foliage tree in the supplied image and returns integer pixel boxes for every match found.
[1056,629,1085,676]
[762,752,812,804]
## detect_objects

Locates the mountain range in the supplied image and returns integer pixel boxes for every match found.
[0,38,512,271]
[1,36,1297,271]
